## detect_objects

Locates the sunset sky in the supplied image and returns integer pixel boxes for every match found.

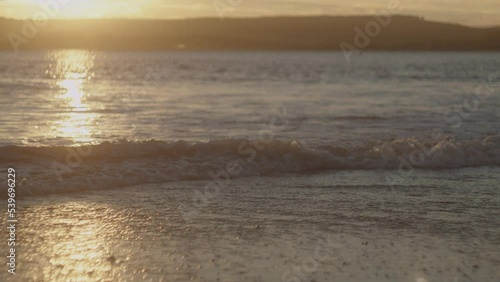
[0,0,499,27]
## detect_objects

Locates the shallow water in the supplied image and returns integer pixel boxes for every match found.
[0,51,499,281]
[2,171,499,281]
[0,51,499,196]
[1,51,499,146]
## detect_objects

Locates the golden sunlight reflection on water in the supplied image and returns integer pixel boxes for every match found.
[26,202,133,281]
[50,50,98,143]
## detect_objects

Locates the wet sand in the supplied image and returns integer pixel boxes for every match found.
[2,168,499,282]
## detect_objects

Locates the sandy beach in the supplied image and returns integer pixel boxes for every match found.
[2,168,499,282]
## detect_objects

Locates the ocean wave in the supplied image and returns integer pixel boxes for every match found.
[1,136,499,197]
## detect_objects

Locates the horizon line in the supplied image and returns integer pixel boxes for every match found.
[1,14,499,29]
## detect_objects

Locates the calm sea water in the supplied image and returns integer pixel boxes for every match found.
[0,51,499,281]
[1,51,499,196]
[1,51,499,146]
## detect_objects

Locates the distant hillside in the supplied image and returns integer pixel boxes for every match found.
[1,16,499,51]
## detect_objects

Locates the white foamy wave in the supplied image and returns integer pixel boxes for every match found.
[1,136,499,197]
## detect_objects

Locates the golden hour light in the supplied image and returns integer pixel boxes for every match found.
[52,0,108,19]
[58,79,85,107]
[50,50,97,143]
[0,1,498,25]
[1,1,499,282]
[12,0,118,19]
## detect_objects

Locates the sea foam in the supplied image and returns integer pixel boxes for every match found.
[1,136,499,197]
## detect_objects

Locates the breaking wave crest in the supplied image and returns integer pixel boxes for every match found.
[1,136,499,197]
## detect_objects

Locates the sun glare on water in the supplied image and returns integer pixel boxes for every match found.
[50,50,98,143]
